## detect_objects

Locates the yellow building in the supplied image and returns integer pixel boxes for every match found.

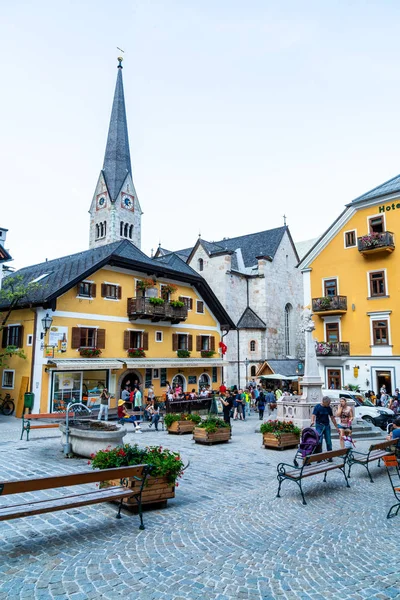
[0,59,234,413]
[299,174,400,394]
[0,241,234,413]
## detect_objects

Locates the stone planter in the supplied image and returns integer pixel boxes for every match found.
[59,421,127,458]
[193,426,231,445]
[101,475,175,510]
[167,421,196,435]
[262,432,300,450]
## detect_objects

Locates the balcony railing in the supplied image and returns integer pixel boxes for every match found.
[127,297,188,323]
[312,295,347,314]
[357,231,395,255]
[315,341,350,357]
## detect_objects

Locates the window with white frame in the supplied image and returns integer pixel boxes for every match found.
[196,300,204,314]
[27,334,33,346]
[155,331,163,342]
[153,369,160,379]
[2,370,15,389]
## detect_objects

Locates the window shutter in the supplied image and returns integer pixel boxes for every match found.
[17,326,24,348]
[71,327,81,349]
[188,335,193,351]
[97,329,106,349]
[101,284,107,297]
[142,332,149,351]
[117,286,122,299]
[210,336,215,351]
[123,330,130,350]
[2,327,8,348]
[196,336,201,351]
[91,283,97,297]
[189,298,193,310]
[172,334,178,351]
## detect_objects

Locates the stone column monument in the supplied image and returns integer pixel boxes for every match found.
[277,309,324,428]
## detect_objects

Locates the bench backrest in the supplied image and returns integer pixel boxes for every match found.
[24,412,74,420]
[0,465,147,496]
[305,448,348,465]
[369,440,395,452]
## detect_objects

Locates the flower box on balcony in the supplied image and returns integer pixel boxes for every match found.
[79,348,102,358]
[200,350,215,358]
[358,231,395,255]
[127,348,146,358]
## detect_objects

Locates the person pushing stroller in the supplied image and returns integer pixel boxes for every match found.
[310,396,339,453]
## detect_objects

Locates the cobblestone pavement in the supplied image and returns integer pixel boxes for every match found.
[0,413,399,600]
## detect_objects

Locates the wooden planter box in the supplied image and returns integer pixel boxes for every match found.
[167,420,196,435]
[101,475,175,510]
[262,432,299,450]
[193,426,231,445]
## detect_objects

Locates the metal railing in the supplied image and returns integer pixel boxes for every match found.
[357,231,395,253]
[312,295,347,312]
[315,341,350,356]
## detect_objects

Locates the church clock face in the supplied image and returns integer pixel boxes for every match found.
[96,194,107,210]
[122,194,134,210]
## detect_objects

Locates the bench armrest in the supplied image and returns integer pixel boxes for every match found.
[277,462,301,474]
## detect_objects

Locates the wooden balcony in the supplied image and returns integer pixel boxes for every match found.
[127,297,188,324]
[316,342,350,357]
[312,295,347,315]
[358,231,395,255]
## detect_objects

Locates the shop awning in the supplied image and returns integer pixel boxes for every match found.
[259,374,299,381]
[47,359,124,371]
[123,358,226,368]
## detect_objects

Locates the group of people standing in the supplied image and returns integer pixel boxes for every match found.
[365,386,400,414]
[218,383,282,424]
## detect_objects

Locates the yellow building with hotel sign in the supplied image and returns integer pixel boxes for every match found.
[299,175,400,394]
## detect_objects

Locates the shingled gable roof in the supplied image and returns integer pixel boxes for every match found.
[1,240,235,328]
[102,62,132,202]
[237,307,266,329]
[350,173,400,205]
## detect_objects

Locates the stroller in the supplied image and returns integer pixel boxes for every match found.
[293,427,321,467]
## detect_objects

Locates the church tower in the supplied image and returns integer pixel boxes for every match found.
[89,58,142,249]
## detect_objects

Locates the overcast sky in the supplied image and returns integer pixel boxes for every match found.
[2,0,400,269]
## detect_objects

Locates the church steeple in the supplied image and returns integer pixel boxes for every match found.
[89,58,142,250]
[102,58,132,201]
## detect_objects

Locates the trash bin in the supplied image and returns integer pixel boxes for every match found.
[24,392,35,410]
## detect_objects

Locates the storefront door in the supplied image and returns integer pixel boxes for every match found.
[327,369,341,390]
[376,371,392,395]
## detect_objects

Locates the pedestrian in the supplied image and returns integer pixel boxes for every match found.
[389,392,399,415]
[265,388,276,415]
[234,389,244,420]
[148,399,160,431]
[220,392,233,424]
[275,387,283,401]
[342,428,355,449]
[310,396,339,453]
[257,391,266,421]
[219,381,227,395]
[121,385,130,403]
[98,388,110,421]
[336,397,354,449]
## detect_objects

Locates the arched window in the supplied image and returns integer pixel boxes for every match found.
[95,224,99,239]
[100,222,104,237]
[285,303,293,356]
[129,225,133,239]
[198,258,204,272]
[124,223,129,237]
[250,340,256,352]
[120,221,124,236]
[250,365,256,377]
[103,221,107,236]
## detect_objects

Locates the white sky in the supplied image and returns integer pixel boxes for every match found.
[2,0,400,269]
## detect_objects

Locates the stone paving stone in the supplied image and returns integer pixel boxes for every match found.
[0,413,398,599]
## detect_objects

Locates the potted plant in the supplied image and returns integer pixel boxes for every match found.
[164,413,201,435]
[137,278,157,293]
[177,349,191,358]
[260,420,301,450]
[361,232,382,247]
[193,416,231,445]
[92,444,185,509]
[316,342,332,356]
[127,348,146,358]
[79,347,102,357]
[148,297,164,306]
[169,300,185,308]
[162,283,178,295]
[200,350,215,358]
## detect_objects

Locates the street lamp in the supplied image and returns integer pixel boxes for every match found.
[41,313,53,339]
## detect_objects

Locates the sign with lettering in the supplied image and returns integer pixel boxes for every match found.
[379,202,400,213]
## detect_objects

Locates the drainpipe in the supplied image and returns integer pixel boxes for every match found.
[30,309,38,394]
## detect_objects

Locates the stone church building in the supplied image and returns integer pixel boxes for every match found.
[155,228,305,387]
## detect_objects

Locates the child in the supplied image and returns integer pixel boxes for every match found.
[343,428,355,449]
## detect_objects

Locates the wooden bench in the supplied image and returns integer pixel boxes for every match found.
[0,465,151,530]
[21,412,75,441]
[276,448,350,505]
[348,439,400,483]
[382,454,400,519]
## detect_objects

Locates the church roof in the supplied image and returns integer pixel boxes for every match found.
[237,307,266,329]
[350,173,400,205]
[0,240,235,329]
[102,62,132,201]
